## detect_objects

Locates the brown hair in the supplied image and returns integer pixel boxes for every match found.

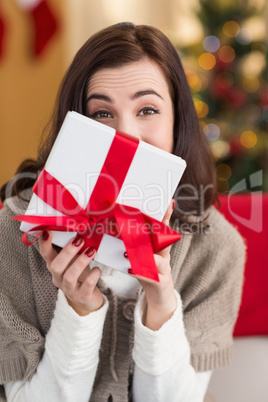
[1,22,216,222]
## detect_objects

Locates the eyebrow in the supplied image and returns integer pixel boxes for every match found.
[131,90,163,100]
[87,94,113,103]
[87,89,163,103]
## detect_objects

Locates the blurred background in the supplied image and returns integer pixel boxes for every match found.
[0,0,267,193]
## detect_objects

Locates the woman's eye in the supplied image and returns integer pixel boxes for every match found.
[139,107,159,116]
[90,110,112,119]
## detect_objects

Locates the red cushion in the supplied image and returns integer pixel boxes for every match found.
[218,193,268,336]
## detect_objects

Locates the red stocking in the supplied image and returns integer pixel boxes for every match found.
[16,0,58,56]
[0,10,6,58]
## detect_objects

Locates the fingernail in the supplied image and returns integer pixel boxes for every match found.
[128,268,133,274]
[172,199,175,209]
[42,231,49,241]
[124,251,128,259]
[72,235,83,247]
[85,247,96,258]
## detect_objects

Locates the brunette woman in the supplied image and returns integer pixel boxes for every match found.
[0,23,245,402]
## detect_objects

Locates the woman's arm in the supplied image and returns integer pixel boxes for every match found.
[132,291,211,402]
[130,202,212,401]
[128,201,180,331]
[4,289,108,402]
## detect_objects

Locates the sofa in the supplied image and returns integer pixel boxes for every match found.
[206,193,268,402]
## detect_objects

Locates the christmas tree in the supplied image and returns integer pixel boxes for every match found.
[182,0,268,193]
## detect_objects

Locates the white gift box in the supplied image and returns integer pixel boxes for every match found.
[21,111,186,274]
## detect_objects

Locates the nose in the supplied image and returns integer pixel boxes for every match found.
[115,116,141,141]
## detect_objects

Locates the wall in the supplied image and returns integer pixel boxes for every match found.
[0,0,201,189]
[0,0,65,187]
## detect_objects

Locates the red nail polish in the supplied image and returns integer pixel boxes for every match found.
[128,268,133,274]
[172,199,175,209]
[124,251,128,259]
[42,231,49,241]
[85,247,96,258]
[72,235,83,247]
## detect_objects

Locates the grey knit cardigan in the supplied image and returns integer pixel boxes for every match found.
[0,192,246,401]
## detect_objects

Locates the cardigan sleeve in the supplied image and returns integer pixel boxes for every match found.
[0,199,58,393]
[170,206,246,372]
[4,290,109,402]
[0,205,46,386]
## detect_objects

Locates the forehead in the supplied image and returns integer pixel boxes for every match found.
[87,59,170,95]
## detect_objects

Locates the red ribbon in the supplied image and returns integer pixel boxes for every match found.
[13,131,181,281]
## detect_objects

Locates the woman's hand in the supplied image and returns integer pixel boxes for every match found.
[39,233,104,316]
[129,201,177,330]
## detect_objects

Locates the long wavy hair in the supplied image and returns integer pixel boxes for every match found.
[1,22,216,222]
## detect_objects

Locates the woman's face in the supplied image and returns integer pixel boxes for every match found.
[86,59,174,153]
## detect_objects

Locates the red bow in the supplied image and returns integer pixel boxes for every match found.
[13,131,180,281]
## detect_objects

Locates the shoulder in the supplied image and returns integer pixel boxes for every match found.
[206,205,246,250]
[0,189,46,302]
[171,205,246,273]
[187,206,246,264]
[0,191,37,298]
[180,205,246,283]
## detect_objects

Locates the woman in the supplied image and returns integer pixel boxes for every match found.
[0,23,245,401]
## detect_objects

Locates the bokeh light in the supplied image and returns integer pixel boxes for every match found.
[203,35,221,53]
[203,123,221,141]
[198,53,216,70]
[240,130,257,148]
[218,46,235,63]
[243,15,266,42]
[223,21,240,38]
[210,140,231,160]
[240,51,266,76]
[236,27,253,45]
[216,164,232,181]
[186,70,203,92]
[243,76,260,93]
[194,100,209,118]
